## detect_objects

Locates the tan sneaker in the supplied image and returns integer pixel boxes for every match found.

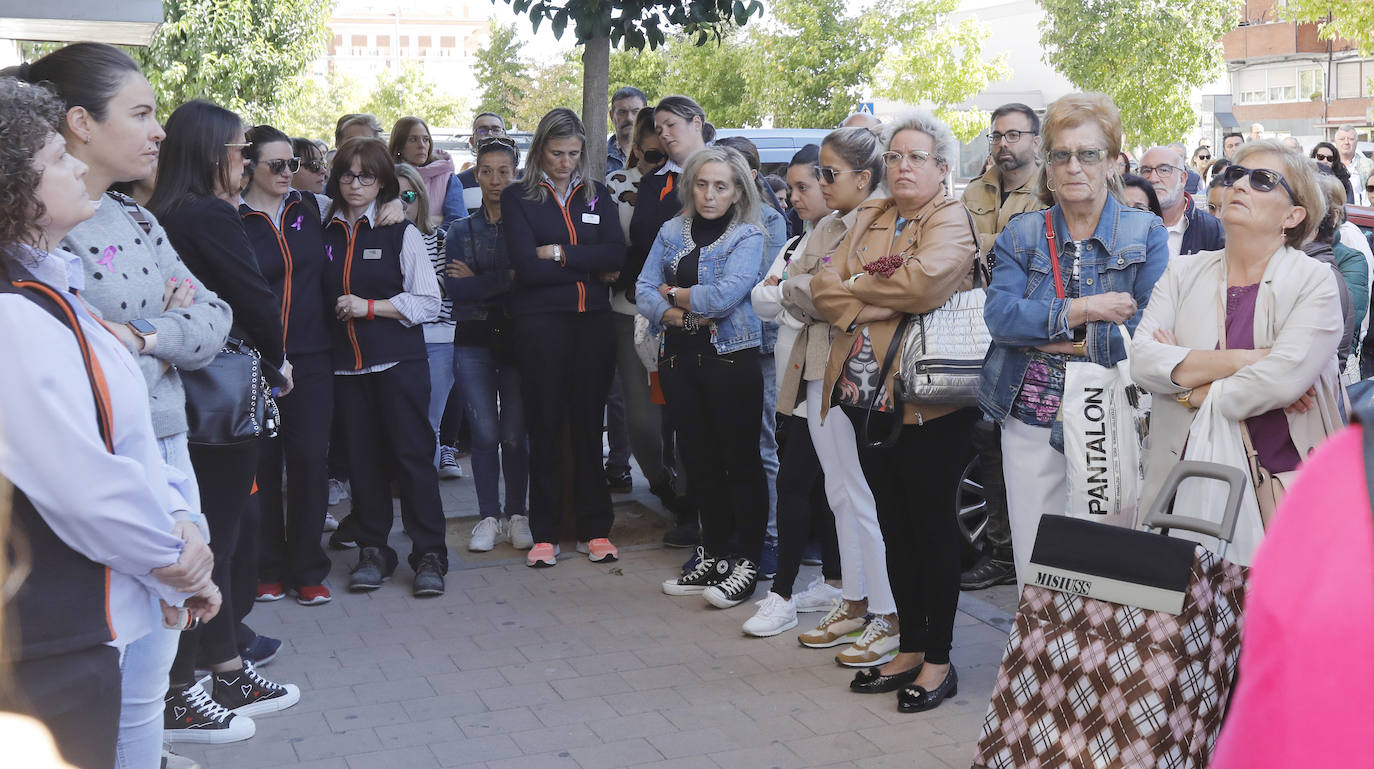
[798,599,868,648]
[834,613,900,667]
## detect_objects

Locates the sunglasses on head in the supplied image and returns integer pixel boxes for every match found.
[477,136,517,151]
[1219,165,1297,203]
[399,189,418,205]
[261,157,302,175]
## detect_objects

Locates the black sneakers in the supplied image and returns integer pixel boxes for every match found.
[662,547,720,595]
[959,553,1016,591]
[349,546,390,591]
[163,684,255,744]
[413,553,446,597]
[704,557,759,609]
[211,661,301,717]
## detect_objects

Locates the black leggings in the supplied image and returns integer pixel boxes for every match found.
[844,405,977,664]
[772,414,840,598]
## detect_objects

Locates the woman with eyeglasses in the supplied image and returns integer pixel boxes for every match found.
[980,92,1169,589]
[324,137,447,596]
[292,136,328,196]
[444,137,530,552]
[1311,141,1355,203]
[240,124,335,609]
[1132,140,1344,562]
[150,100,304,736]
[389,116,466,231]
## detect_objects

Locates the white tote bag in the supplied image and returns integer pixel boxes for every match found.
[1171,396,1266,565]
[1061,325,1147,529]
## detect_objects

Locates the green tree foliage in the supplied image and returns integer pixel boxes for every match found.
[1276,0,1374,55]
[134,0,335,122]
[362,61,469,129]
[474,21,530,121]
[270,69,366,142]
[606,28,760,127]
[1038,0,1239,147]
[515,51,584,130]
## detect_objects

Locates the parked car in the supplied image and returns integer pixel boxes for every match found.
[714,128,832,175]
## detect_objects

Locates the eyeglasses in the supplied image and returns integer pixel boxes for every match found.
[988,130,1037,146]
[1137,163,1180,179]
[399,189,418,205]
[881,150,939,169]
[1219,165,1297,203]
[301,159,326,174]
[338,171,377,187]
[1314,153,1335,162]
[1047,148,1107,166]
[813,164,866,184]
[474,125,506,137]
[261,157,302,175]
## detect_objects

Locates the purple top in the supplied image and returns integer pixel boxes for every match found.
[1225,283,1302,472]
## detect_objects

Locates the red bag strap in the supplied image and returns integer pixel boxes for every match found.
[1044,210,1065,299]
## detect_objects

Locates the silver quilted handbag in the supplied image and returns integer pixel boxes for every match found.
[897,209,990,406]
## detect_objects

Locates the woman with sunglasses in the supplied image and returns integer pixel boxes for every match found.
[240,124,334,609]
[1190,146,1213,177]
[1311,141,1354,203]
[1132,141,1344,563]
[444,137,530,552]
[292,136,327,196]
[980,92,1169,589]
[389,116,466,231]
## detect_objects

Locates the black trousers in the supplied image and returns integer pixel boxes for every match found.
[336,358,448,573]
[258,352,333,587]
[514,311,616,544]
[659,347,767,562]
[2,645,120,769]
[972,417,1012,560]
[773,414,840,598]
[844,405,977,664]
[173,440,260,682]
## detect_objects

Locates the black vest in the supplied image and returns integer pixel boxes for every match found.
[0,259,115,663]
[241,193,331,357]
[322,217,426,371]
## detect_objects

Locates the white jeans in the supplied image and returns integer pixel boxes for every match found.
[1001,418,1068,592]
[806,379,896,615]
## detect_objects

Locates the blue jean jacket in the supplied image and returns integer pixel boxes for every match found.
[636,214,764,355]
[445,207,513,322]
[979,193,1169,426]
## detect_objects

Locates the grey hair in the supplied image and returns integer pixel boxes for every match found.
[1335,124,1357,136]
[882,110,958,169]
[678,146,761,228]
[1145,145,1188,170]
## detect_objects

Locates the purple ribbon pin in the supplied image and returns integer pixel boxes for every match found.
[291,215,304,231]
[326,245,334,262]
[97,245,117,270]
[588,195,599,212]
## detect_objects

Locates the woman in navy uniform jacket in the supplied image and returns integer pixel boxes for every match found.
[501,107,626,567]
[322,137,448,597]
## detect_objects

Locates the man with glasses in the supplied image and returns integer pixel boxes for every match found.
[459,112,510,213]
[1138,145,1224,258]
[1335,125,1373,206]
[606,86,648,174]
[958,102,1046,592]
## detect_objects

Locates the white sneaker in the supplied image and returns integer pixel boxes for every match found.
[834,613,901,667]
[468,516,505,552]
[327,478,349,506]
[507,514,533,550]
[742,591,798,637]
[793,578,844,613]
[438,445,464,479]
[322,512,340,532]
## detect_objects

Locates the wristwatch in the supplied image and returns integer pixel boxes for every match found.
[1176,389,1196,409]
[551,244,563,265]
[667,287,678,307]
[126,318,158,353]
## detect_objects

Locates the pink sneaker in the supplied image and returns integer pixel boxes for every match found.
[582,538,618,563]
[526,542,560,568]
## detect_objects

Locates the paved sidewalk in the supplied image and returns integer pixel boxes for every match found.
[181,473,1017,769]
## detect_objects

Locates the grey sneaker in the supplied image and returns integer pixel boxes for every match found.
[413,553,446,597]
[349,547,388,592]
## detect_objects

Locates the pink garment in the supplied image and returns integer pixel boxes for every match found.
[417,156,455,220]
[1210,425,1374,768]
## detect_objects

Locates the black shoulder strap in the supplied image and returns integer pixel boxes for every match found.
[964,208,991,287]
[109,191,153,236]
[780,234,803,265]
[861,314,911,450]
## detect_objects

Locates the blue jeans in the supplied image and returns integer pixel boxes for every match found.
[453,344,528,518]
[760,353,778,539]
[426,342,457,465]
[117,627,179,769]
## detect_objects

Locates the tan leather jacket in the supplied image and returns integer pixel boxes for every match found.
[812,195,979,425]
[961,164,1045,256]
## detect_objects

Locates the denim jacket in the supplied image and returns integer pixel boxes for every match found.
[444,207,513,322]
[636,214,765,355]
[979,192,1169,423]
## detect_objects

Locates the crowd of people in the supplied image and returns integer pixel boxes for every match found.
[2,38,1374,769]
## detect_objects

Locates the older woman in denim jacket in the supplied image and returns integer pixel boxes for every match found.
[639,146,769,611]
[979,92,1169,590]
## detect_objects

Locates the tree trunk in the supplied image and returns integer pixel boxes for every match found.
[581,33,611,184]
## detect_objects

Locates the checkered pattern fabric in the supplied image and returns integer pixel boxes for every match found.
[973,548,1247,769]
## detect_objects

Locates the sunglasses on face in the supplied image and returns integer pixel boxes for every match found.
[261,157,302,175]
[399,189,418,205]
[1219,165,1297,203]
[813,164,865,185]
[640,149,666,165]
[301,159,326,174]
[1197,154,1211,161]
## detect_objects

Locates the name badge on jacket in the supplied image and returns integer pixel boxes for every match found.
[363,248,382,260]
[581,213,600,224]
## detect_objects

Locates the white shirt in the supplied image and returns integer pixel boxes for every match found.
[1166,214,1188,259]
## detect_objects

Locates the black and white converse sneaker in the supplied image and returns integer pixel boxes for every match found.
[661,546,722,596]
[703,556,759,609]
[163,684,255,744]
[211,661,301,717]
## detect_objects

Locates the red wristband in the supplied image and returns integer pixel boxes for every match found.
[366,299,375,320]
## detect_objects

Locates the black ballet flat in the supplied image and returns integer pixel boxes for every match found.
[897,665,958,713]
[849,663,922,694]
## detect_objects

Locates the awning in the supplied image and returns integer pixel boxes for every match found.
[0,0,163,46]
[1213,112,1239,130]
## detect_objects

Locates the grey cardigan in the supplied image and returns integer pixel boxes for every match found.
[62,194,231,439]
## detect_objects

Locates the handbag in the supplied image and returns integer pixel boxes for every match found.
[897,209,990,406]
[180,336,279,446]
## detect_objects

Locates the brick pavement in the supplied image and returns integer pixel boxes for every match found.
[178,468,1017,769]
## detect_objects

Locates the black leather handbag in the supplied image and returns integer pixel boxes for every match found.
[181,336,279,446]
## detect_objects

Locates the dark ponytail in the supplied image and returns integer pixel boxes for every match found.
[16,43,141,122]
